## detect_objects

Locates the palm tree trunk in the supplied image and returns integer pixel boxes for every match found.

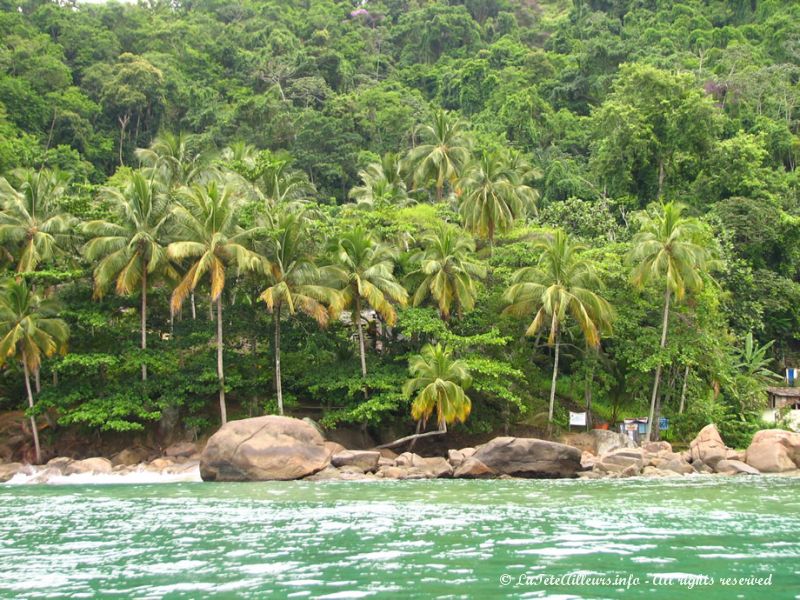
[355,298,367,379]
[407,418,422,452]
[548,329,560,423]
[679,364,690,414]
[216,296,227,425]
[584,349,594,431]
[141,269,147,382]
[190,292,196,320]
[274,303,283,416]
[34,368,41,394]
[648,286,671,441]
[22,352,41,464]
[209,296,214,321]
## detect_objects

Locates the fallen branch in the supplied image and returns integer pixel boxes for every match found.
[375,429,446,450]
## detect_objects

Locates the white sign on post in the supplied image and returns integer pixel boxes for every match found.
[569,411,587,427]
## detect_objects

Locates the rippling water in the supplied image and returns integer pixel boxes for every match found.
[1,477,799,599]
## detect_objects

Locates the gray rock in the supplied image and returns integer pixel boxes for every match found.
[0,462,25,482]
[692,460,714,474]
[660,457,695,475]
[642,441,672,455]
[745,429,800,473]
[715,459,760,475]
[591,429,636,455]
[642,466,678,477]
[324,441,346,456]
[46,457,73,470]
[64,457,113,475]
[304,466,343,481]
[200,416,330,481]
[689,424,729,467]
[470,436,582,478]
[393,453,452,477]
[453,456,493,478]
[111,448,150,466]
[595,448,645,474]
[331,450,380,472]
[164,441,198,459]
[376,465,431,479]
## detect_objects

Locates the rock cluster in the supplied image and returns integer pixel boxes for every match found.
[3,417,800,484]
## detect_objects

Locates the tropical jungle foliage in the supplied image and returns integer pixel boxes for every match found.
[1,0,798,454]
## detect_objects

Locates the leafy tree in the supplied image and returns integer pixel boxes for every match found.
[407,110,472,201]
[349,153,408,207]
[403,343,472,431]
[0,280,68,463]
[410,223,485,320]
[590,63,720,201]
[258,212,342,415]
[733,333,779,384]
[134,131,206,189]
[324,227,407,382]
[167,179,264,425]
[629,202,715,440]
[82,170,174,382]
[0,169,74,273]
[504,230,613,423]
[459,150,538,245]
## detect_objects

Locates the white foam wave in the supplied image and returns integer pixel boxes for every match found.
[4,464,202,485]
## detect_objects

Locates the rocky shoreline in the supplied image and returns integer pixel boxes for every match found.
[2,418,800,484]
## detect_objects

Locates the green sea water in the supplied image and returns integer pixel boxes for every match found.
[1,477,799,599]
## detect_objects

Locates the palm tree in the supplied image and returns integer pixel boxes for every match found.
[410,224,486,320]
[403,343,472,432]
[628,201,714,440]
[135,131,205,189]
[167,180,265,425]
[349,153,408,207]
[504,230,613,423]
[258,212,342,415]
[0,169,74,273]
[407,110,471,201]
[82,170,174,382]
[324,228,408,381]
[460,151,538,245]
[0,280,68,464]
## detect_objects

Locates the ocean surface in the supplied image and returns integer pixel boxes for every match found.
[1,477,799,599]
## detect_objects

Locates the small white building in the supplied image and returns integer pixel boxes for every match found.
[764,387,800,432]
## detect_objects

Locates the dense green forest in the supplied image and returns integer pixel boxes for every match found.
[1,0,798,456]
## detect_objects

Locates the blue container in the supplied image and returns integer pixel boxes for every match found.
[659,417,669,431]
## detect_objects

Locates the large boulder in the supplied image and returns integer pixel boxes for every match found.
[715,459,760,476]
[453,457,493,479]
[64,457,113,475]
[689,424,729,467]
[594,448,645,475]
[324,441,346,456]
[468,437,582,478]
[164,441,199,459]
[331,450,380,472]
[376,465,431,479]
[394,452,453,477]
[642,441,672,455]
[447,447,475,469]
[0,462,24,482]
[745,430,800,473]
[112,448,150,467]
[590,429,636,456]
[200,416,330,481]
